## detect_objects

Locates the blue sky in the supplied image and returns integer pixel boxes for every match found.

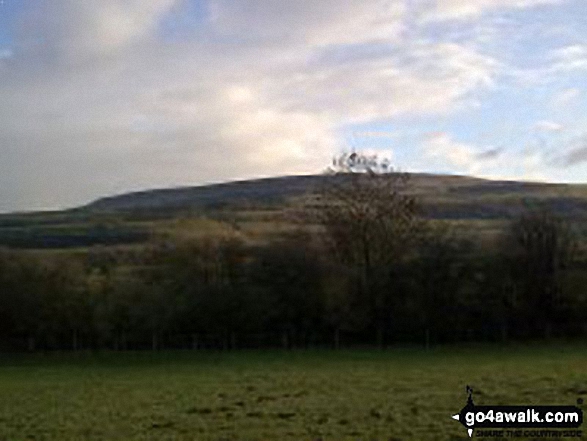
[0,0,586,212]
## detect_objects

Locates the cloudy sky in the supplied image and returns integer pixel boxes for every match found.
[1,0,587,212]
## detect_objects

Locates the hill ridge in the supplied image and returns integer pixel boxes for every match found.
[84,172,580,214]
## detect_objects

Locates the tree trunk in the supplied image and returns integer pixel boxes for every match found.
[334,328,340,350]
[282,331,289,350]
[191,333,199,350]
[230,332,236,350]
[152,332,158,351]
[425,328,430,351]
[72,329,78,352]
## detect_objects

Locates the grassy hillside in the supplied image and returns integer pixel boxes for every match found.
[83,173,587,219]
[0,173,586,250]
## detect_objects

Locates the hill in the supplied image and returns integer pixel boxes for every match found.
[82,174,587,219]
[0,173,586,249]
[83,173,587,220]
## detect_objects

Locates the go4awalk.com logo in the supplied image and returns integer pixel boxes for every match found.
[452,386,584,438]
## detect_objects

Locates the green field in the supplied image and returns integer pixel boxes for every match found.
[1,346,586,441]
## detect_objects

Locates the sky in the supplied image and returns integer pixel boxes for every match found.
[1,0,587,212]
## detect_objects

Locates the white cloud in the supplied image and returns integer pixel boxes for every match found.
[512,44,587,87]
[423,132,553,182]
[208,0,407,47]
[421,0,565,22]
[265,42,499,122]
[534,120,565,132]
[19,0,178,56]
[424,132,477,169]
[549,44,587,72]
[520,148,550,181]
[551,88,581,107]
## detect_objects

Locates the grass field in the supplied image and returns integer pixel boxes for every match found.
[0,345,586,441]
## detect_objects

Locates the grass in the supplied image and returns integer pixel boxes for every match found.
[0,345,586,441]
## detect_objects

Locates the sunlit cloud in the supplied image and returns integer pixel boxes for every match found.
[534,120,565,132]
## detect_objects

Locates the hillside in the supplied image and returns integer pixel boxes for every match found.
[0,173,586,249]
[84,173,587,216]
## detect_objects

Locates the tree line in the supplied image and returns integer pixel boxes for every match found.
[0,171,585,351]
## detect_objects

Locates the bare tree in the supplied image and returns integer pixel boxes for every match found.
[507,205,577,338]
[309,154,424,347]
[326,151,393,175]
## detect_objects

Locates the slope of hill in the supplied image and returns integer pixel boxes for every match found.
[0,173,586,249]
[83,173,587,219]
[83,175,330,213]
